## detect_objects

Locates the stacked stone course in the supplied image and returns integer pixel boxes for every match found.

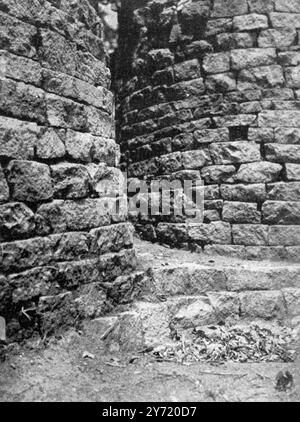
[0,0,136,340]
[116,0,300,260]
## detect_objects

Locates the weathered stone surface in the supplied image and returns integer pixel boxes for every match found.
[201,165,236,184]
[88,165,125,198]
[248,0,274,13]
[188,222,231,244]
[213,114,257,127]
[259,111,300,127]
[258,28,297,48]
[156,223,188,245]
[285,66,300,89]
[0,11,37,58]
[194,128,229,145]
[286,164,300,181]
[212,0,248,17]
[267,182,300,201]
[181,149,212,169]
[174,60,201,82]
[0,50,42,85]
[221,184,266,202]
[274,127,300,144]
[0,202,35,242]
[90,223,134,255]
[283,288,300,318]
[245,246,287,261]
[0,167,9,204]
[275,0,300,13]
[36,198,111,234]
[223,202,261,224]
[233,13,268,31]
[36,128,65,160]
[238,65,285,90]
[205,18,233,37]
[51,163,91,199]
[9,267,59,304]
[233,162,282,184]
[206,73,236,92]
[225,267,286,292]
[232,224,269,246]
[204,244,246,259]
[269,226,300,246]
[172,297,217,329]
[240,291,285,319]
[7,160,53,203]
[231,48,276,70]
[0,116,39,160]
[216,32,254,50]
[210,142,260,165]
[262,201,300,225]
[0,275,10,316]
[265,144,300,163]
[278,51,300,66]
[203,53,230,74]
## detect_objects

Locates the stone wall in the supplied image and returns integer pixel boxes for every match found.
[116,0,300,260]
[0,0,136,341]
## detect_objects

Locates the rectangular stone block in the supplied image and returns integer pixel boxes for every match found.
[51,163,92,200]
[285,66,300,88]
[209,141,261,165]
[258,111,300,127]
[269,226,300,245]
[36,198,111,234]
[223,202,261,224]
[220,184,266,202]
[0,50,42,86]
[265,144,300,163]
[188,221,231,244]
[174,60,201,82]
[202,53,230,74]
[245,246,287,261]
[270,12,300,28]
[286,164,300,181]
[37,128,66,160]
[216,32,254,50]
[262,201,300,225]
[0,11,37,58]
[206,72,236,92]
[233,13,268,31]
[248,128,274,143]
[267,182,300,201]
[248,0,274,13]
[89,223,134,255]
[275,0,300,13]
[194,128,229,145]
[278,51,300,66]
[0,116,39,160]
[205,18,232,37]
[0,79,46,124]
[181,149,212,169]
[232,224,269,245]
[240,291,285,319]
[274,127,300,144]
[231,48,276,70]
[0,202,35,242]
[213,114,257,127]
[238,65,285,90]
[211,0,248,17]
[201,165,236,184]
[7,160,53,203]
[258,28,297,48]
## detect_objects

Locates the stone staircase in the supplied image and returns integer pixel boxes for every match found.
[84,238,300,354]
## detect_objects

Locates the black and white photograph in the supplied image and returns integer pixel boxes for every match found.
[0,0,300,404]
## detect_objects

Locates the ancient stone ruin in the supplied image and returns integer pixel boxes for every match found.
[0,0,300,355]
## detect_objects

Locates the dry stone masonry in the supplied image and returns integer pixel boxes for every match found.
[116,0,300,260]
[0,0,136,341]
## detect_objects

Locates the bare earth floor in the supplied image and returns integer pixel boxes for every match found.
[0,328,299,402]
[1,239,300,402]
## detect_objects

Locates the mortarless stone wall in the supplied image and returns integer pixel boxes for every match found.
[116,0,300,260]
[0,0,136,341]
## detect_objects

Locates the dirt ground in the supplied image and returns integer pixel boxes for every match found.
[0,326,299,402]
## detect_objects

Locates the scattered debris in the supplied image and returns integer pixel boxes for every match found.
[82,351,95,360]
[275,371,294,392]
[152,324,295,364]
[105,358,126,368]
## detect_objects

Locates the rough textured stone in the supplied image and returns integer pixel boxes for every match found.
[220,184,266,202]
[172,298,217,329]
[0,202,35,242]
[231,48,276,70]
[212,0,248,17]
[233,162,282,184]
[0,167,9,204]
[203,53,230,74]
[274,128,300,144]
[89,223,134,255]
[238,65,285,90]
[36,128,65,160]
[267,182,300,201]
[240,291,285,319]
[275,0,300,13]
[223,202,261,224]
[51,163,91,199]
[188,222,231,244]
[269,226,300,246]
[232,224,269,246]
[233,14,268,31]
[286,164,300,181]
[210,142,260,165]
[265,144,300,164]
[262,201,300,225]
[258,28,297,48]
[181,150,212,169]
[0,50,42,85]
[7,160,53,203]
[201,165,236,184]
[0,116,39,160]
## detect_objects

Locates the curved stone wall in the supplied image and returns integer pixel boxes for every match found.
[116,0,300,260]
[0,0,136,341]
